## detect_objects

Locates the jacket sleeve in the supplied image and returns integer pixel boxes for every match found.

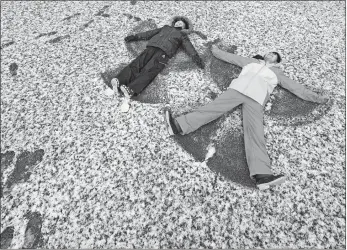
[211,47,255,67]
[181,34,199,57]
[181,34,204,66]
[133,27,162,41]
[277,70,327,103]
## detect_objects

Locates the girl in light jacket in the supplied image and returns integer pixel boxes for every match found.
[165,44,329,190]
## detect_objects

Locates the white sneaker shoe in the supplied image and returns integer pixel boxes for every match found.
[111,78,119,89]
[104,78,120,97]
[120,85,134,99]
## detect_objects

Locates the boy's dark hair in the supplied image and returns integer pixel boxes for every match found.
[253,52,282,63]
[172,17,189,30]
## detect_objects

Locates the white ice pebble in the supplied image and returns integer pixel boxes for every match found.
[204,144,216,162]
[120,100,130,113]
[265,102,272,111]
[104,88,114,96]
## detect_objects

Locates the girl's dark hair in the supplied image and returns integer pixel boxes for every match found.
[273,52,282,63]
[252,54,264,60]
[172,17,189,30]
[252,52,282,63]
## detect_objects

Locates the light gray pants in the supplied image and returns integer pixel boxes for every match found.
[176,89,273,176]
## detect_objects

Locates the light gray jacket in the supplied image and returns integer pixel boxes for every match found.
[212,47,326,106]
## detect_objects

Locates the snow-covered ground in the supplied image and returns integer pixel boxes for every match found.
[1,1,345,249]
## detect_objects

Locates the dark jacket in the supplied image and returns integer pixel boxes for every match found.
[131,25,202,63]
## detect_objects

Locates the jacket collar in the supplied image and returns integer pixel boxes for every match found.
[259,60,278,68]
[170,16,193,34]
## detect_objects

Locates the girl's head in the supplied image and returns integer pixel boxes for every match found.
[265,52,282,63]
[253,52,282,64]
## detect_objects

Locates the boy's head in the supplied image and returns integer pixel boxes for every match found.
[174,20,185,29]
[171,17,189,30]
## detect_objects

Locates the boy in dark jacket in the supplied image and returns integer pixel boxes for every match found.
[106,16,204,102]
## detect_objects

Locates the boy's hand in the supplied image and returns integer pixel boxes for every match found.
[192,55,205,69]
[197,59,205,69]
[124,35,137,42]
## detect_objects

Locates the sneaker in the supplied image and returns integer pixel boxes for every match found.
[165,110,180,135]
[120,85,134,99]
[111,78,120,90]
[110,78,125,96]
[104,78,120,97]
[256,174,286,190]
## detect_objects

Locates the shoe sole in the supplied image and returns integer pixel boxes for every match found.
[257,176,286,190]
[120,85,131,99]
[165,110,175,136]
[111,78,119,89]
[110,79,120,95]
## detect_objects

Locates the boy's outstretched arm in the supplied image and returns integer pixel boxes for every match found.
[181,34,205,69]
[124,27,162,42]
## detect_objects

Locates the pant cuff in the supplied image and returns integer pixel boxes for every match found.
[176,115,191,135]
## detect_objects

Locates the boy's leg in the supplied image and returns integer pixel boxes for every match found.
[127,48,169,95]
[242,98,273,176]
[115,47,158,87]
[176,89,244,135]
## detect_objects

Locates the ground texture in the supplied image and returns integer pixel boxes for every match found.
[0,1,345,249]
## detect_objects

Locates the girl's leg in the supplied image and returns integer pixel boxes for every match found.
[176,89,244,135]
[242,97,273,176]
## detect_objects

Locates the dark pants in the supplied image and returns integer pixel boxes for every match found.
[116,46,169,95]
